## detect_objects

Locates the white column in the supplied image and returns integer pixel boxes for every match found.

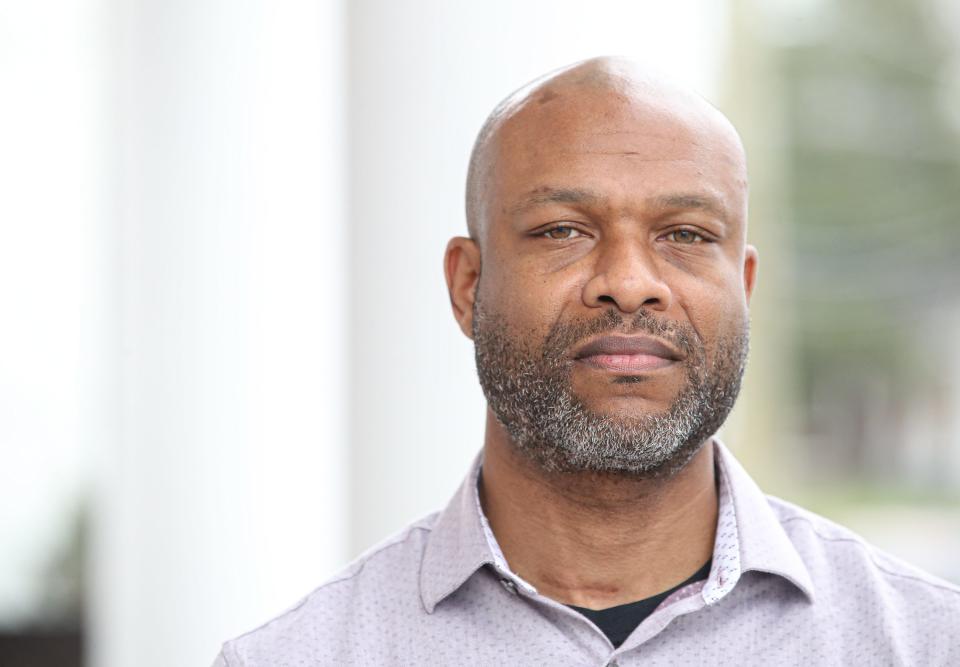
[90,1,348,665]
[0,0,105,627]
[718,0,802,492]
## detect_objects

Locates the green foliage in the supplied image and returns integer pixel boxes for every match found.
[776,0,960,488]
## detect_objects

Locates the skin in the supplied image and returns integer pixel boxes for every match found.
[443,58,758,609]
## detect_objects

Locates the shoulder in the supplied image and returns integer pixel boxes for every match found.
[218,512,441,666]
[766,494,960,612]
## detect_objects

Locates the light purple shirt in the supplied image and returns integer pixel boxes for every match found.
[213,440,960,665]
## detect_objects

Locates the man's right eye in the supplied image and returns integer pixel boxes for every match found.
[542,225,582,240]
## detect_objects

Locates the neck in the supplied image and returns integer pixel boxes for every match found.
[480,409,718,609]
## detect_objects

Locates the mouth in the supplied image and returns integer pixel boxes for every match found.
[574,334,683,373]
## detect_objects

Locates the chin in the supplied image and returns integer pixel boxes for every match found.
[578,392,677,418]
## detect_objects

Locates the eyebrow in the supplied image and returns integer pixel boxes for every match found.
[649,193,728,220]
[509,187,728,222]
[509,187,604,215]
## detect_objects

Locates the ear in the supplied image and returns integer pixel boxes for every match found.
[743,244,758,304]
[444,236,481,339]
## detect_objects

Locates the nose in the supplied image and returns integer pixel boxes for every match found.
[581,239,672,314]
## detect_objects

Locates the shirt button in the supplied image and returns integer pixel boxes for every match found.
[500,578,518,595]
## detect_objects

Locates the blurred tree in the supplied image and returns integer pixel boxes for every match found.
[780,0,960,489]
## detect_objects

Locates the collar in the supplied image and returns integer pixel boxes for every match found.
[419,451,495,613]
[709,438,815,602]
[419,439,815,613]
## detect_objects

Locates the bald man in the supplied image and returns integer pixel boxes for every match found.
[214,58,960,666]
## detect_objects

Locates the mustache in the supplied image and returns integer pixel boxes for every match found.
[542,309,698,361]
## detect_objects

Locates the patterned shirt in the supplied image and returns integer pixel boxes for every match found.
[213,439,960,666]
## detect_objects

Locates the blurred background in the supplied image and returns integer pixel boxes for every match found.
[1,0,958,664]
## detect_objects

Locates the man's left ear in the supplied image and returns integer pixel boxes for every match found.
[743,244,758,304]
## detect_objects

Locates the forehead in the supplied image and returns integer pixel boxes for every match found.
[488,89,747,218]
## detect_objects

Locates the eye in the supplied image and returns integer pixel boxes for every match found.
[542,225,583,240]
[665,229,706,244]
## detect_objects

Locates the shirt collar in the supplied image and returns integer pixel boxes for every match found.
[711,438,816,602]
[420,439,815,613]
[419,452,494,613]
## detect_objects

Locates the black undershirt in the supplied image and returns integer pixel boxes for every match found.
[567,559,712,648]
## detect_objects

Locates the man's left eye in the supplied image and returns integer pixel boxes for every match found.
[666,229,705,244]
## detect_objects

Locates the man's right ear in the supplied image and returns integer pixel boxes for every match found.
[443,237,481,339]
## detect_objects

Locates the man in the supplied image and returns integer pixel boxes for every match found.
[214,57,960,665]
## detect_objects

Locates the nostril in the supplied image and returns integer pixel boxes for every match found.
[598,295,616,305]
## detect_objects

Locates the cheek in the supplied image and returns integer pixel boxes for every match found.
[480,257,582,333]
[675,271,748,345]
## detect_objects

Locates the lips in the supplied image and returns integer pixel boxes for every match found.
[574,335,683,373]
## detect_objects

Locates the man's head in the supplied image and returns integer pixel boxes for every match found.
[444,57,758,477]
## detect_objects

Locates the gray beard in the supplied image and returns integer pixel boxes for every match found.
[472,298,749,478]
